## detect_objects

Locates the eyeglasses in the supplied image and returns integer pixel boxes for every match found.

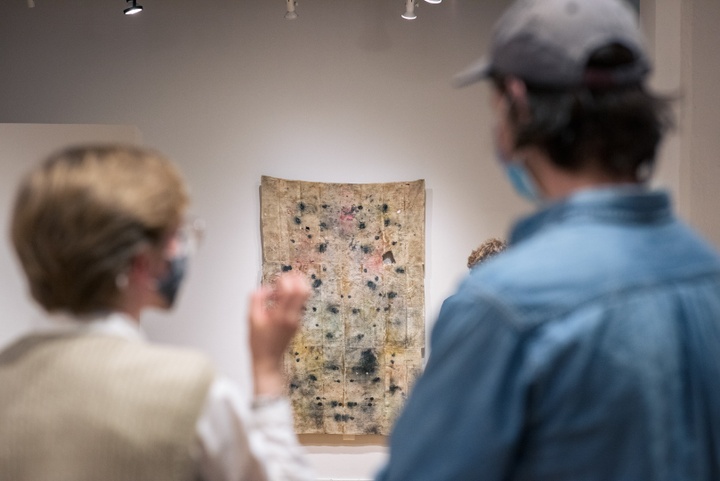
[174,217,205,257]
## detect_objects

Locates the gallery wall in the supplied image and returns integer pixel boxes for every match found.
[684,0,720,244]
[639,0,720,246]
[1,0,718,479]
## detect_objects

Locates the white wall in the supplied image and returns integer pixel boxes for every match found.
[641,0,720,247]
[1,0,719,479]
[684,0,720,246]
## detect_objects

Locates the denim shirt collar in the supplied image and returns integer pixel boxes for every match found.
[510,185,673,245]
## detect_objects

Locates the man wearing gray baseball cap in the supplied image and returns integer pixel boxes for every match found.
[377,0,720,480]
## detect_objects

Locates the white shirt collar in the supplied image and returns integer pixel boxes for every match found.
[39,311,147,342]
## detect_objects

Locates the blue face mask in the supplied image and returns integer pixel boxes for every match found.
[155,218,203,308]
[503,161,543,203]
[494,118,544,204]
[495,144,543,203]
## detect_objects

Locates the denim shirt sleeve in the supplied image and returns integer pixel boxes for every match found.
[376,289,528,481]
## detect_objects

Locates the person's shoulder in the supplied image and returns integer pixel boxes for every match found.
[465,217,720,325]
[461,237,563,305]
[63,334,218,384]
[130,339,215,373]
[434,249,544,341]
[456,230,616,328]
[112,341,217,405]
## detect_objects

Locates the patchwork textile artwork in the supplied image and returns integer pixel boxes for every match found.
[260,176,426,435]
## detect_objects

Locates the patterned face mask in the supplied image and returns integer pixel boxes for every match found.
[156,218,204,307]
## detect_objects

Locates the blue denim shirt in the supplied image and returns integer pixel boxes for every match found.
[377,188,720,481]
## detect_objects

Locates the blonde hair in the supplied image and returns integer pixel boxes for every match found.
[11,145,188,315]
[467,238,507,269]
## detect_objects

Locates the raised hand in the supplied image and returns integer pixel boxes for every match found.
[249,273,310,397]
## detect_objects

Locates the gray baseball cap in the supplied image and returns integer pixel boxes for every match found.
[454,0,651,88]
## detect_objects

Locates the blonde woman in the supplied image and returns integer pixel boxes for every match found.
[0,145,314,481]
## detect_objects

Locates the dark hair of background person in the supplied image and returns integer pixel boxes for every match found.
[491,43,675,182]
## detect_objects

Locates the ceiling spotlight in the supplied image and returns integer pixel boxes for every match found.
[124,0,143,15]
[401,0,417,20]
[285,0,298,19]
[424,0,442,3]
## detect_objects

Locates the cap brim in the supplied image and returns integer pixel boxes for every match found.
[453,56,491,88]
